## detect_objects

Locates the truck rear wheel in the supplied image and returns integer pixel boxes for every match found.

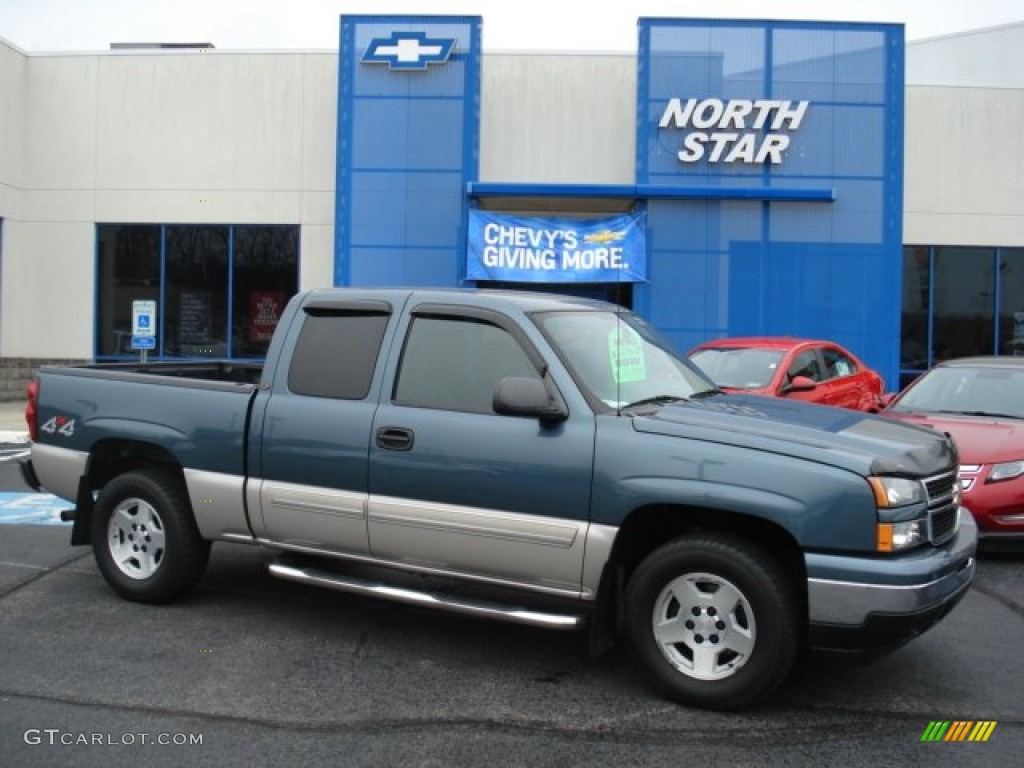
[91,470,210,604]
[624,534,800,710]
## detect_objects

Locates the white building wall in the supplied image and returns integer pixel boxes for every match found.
[0,39,26,208]
[904,85,1024,247]
[1,45,338,359]
[0,39,27,360]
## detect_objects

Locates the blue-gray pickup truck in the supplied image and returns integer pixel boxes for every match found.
[23,288,976,709]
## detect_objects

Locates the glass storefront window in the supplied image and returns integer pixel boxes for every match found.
[900,245,1024,389]
[165,226,229,358]
[900,246,930,374]
[999,248,1024,357]
[95,224,299,360]
[233,226,299,358]
[95,225,161,356]
[932,246,995,363]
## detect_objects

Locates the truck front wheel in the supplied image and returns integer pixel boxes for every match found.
[91,470,210,604]
[624,534,800,710]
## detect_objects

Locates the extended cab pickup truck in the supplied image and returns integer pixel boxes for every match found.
[24,288,976,710]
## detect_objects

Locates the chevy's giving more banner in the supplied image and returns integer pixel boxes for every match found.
[467,211,647,283]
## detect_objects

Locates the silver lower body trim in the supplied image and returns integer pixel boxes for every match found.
[269,562,586,630]
[29,443,88,503]
[183,469,250,540]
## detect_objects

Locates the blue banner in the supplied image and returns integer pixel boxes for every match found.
[467,211,647,283]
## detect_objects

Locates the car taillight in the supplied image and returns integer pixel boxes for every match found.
[25,378,39,442]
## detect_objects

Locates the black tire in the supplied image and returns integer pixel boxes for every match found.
[91,470,210,604]
[624,534,800,710]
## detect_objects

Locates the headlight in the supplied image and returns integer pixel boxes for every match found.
[987,460,1024,484]
[868,476,926,507]
[876,519,926,552]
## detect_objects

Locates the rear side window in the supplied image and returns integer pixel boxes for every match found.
[822,348,857,379]
[289,312,389,399]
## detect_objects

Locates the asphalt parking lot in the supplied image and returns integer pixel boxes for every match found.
[0,404,1021,767]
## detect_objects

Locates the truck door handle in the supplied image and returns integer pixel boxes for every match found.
[376,427,414,451]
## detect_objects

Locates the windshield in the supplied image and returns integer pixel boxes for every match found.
[890,365,1024,419]
[688,347,784,389]
[533,309,717,410]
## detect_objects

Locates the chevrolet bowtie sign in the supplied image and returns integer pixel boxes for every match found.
[362,32,456,70]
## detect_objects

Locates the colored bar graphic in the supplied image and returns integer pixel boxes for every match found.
[920,720,997,742]
[968,722,997,742]
[946,721,972,741]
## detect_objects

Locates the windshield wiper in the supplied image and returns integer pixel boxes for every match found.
[945,409,1024,420]
[690,388,723,399]
[621,395,687,410]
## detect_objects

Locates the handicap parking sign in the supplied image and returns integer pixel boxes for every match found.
[132,300,156,337]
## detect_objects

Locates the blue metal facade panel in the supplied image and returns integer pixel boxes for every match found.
[637,19,904,388]
[336,15,480,287]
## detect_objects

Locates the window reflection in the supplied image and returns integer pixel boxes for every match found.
[165,226,229,357]
[95,225,160,356]
[900,246,929,373]
[933,247,994,363]
[999,249,1024,357]
[233,227,299,358]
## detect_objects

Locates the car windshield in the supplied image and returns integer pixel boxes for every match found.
[890,365,1024,419]
[688,347,784,389]
[533,309,717,410]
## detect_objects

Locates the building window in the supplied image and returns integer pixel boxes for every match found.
[96,225,161,356]
[900,245,1024,390]
[933,246,995,363]
[999,248,1024,357]
[95,224,299,360]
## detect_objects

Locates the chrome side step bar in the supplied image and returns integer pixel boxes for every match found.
[268,562,586,630]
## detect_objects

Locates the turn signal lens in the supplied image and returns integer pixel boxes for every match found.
[876,520,925,552]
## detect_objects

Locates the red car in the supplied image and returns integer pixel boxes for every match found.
[882,356,1024,546]
[687,336,885,411]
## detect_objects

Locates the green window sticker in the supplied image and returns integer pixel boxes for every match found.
[608,326,646,384]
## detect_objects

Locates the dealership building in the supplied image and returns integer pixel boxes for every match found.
[0,14,1022,398]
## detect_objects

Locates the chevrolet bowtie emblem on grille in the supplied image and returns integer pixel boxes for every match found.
[362,32,456,70]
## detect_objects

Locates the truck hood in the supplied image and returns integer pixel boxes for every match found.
[632,394,955,477]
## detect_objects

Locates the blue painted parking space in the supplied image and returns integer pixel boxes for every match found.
[0,492,73,525]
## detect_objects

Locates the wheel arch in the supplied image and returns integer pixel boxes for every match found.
[85,438,185,490]
[70,439,189,546]
[590,503,808,653]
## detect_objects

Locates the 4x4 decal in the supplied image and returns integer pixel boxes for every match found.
[40,415,75,437]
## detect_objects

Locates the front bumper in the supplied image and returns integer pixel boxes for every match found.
[806,510,977,651]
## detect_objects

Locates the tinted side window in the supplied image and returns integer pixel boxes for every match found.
[394,316,540,413]
[289,312,389,399]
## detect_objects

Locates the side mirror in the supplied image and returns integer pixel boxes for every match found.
[493,377,568,423]
[783,375,818,393]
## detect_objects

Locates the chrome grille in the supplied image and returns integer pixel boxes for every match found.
[924,470,959,545]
